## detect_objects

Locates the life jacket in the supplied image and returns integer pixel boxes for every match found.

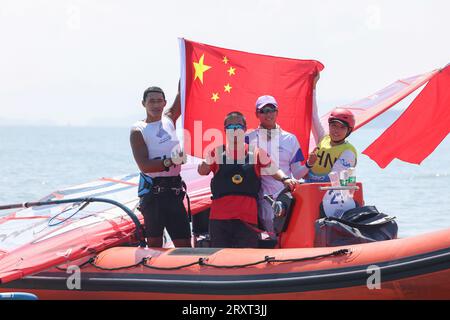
[310,135,357,179]
[210,148,261,200]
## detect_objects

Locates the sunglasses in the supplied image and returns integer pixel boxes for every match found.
[258,107,278,114]
[225,123,245,130]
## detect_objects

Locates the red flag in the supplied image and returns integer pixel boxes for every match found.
[363,65,450,168]
[310,70,438,150]
[179,38,324,159]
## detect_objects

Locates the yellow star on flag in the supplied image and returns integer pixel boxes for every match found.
[211,92,220,102]
[224,83,232,93]
[227,66,236,76]
[222,56,229,64]
[193,54,212,84]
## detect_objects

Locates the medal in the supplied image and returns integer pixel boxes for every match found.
[231,174,243,184]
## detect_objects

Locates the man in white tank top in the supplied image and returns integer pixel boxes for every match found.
[130,85,191,248]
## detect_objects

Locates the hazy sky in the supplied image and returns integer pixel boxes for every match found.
[0,0,448,126]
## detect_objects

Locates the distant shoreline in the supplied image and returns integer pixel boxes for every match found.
[0,110,404,129]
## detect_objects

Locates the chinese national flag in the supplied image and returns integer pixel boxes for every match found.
[363,65,450,168]
[179,38,324,159]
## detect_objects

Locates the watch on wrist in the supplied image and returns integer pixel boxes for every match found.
[305,161,313,169]
[281,176,290,182]
[163,158,173,171]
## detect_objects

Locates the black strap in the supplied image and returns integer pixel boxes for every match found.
[182,181,192,222]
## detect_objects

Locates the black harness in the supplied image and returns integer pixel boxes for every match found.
[138,174,191,221]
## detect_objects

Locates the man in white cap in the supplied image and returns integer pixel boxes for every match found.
[246,95,309,240]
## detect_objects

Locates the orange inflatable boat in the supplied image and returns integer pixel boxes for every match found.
[1,182,449,300]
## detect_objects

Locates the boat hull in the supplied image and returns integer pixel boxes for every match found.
[2,228,450,300]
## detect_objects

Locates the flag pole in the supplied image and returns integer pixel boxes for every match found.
[178,37,187,152]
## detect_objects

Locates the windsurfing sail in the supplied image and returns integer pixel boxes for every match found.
[310,69,440,150]
[363,65,450,168]
[0,164,211,284]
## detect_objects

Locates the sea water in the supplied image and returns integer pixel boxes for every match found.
[0,125,449,238]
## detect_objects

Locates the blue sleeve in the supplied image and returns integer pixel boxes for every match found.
[290,148,305,164]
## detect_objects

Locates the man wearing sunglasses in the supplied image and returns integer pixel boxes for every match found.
[246,95,309,239]
[198,111,296,248]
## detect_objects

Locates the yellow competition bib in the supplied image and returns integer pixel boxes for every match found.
[311,135,357,176]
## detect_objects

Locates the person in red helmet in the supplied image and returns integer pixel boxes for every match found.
[305,75,357,182]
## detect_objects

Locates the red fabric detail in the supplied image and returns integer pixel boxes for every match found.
[310,70,439,151]
[363,66,450,168]
[210,195,258,225]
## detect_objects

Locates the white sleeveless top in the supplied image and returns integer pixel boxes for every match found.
[131,115,182,178]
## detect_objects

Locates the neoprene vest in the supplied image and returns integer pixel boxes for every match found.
[210,151,261,200]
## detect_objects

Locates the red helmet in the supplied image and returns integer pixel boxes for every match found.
[328,108,355,130]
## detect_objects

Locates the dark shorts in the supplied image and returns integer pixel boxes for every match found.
[139,189,191,240]
[209,219,258,248]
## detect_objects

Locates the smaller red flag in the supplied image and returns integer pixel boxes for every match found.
[363,65,450,168]
[179,38,324,160]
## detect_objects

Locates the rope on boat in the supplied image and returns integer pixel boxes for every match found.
[55,257,97,271]
[47,200,92,227]
[79,248,350,272]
